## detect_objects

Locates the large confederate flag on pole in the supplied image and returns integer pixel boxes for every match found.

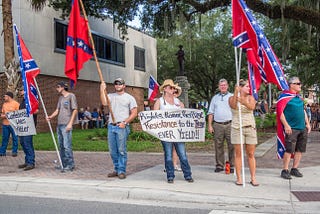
[65,0,93,87]
[14,25,40,115]
[232,0,288,99]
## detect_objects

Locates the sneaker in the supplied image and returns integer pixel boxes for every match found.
[118,173,126,179]
[281,169,292,179]
[214,168,224,173]
[18,163,27,169]
[290,168,303,177]
[108,171,118,177]
[186,177,194,183]
[167,179,174,183]
[24,165,35,171]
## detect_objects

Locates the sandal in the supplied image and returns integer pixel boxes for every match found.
[250,181,260,187]
[235,181,243,186]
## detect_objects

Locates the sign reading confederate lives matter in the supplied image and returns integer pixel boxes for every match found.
[6,109,36,136]
[138,109,206,142]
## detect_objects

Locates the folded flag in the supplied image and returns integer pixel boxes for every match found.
[148,75,159,102]
[14,24,40,115]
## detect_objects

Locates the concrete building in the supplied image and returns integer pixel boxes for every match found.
[0,1,157,132]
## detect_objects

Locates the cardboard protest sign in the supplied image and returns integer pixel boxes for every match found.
[6,109,36,136]
[138,109,206,142]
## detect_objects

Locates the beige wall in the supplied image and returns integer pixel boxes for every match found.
[0,2,156,132]
[0,1,157,88]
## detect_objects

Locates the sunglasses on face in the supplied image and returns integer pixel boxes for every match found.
[291,82,301,85]
[114,82,123,86]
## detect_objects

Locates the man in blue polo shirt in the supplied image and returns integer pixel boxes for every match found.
[208,79,234,173]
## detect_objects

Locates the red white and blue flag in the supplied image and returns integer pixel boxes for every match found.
[276,91,299,158]
[148,75,159,102]
[232,0,288,99]
[65,0,93,87]
[14,24,39,115]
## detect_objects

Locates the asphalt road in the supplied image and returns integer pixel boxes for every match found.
[0,194,211,214]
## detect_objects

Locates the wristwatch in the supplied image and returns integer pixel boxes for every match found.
[123,121,127,125]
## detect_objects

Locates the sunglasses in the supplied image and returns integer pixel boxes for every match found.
[166,86,175,90]
[291,82,301,85]
[114,82,123,85]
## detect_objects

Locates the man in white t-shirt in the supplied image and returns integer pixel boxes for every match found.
[100,78,137,179]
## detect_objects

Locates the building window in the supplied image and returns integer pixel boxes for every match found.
[55,21,67,51]
[54,19,125,66]
[134,46,145,71]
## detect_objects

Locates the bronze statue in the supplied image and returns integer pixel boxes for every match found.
[176,45,185,76]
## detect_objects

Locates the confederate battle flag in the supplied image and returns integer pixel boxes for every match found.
[14,24,39,115]
[232,0,288,99]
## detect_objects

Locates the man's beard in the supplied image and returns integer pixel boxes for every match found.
[115,88,124,92]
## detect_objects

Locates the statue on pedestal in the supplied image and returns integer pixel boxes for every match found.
[176,45,185,76]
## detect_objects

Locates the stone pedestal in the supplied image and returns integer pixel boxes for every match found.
[175,76,190,108]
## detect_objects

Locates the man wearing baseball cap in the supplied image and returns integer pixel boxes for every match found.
[0,91,20,156]
[17,87,39,170]
[47,81,78,172]
[100,78,137,179]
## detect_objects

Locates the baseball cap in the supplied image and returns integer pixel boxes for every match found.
[5,91,14,98]
[57,81,68,89]
[114,78,125,85]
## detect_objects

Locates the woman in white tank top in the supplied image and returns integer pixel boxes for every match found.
[153,79,193,183]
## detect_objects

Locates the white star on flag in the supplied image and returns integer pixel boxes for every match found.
[78,40,83,47]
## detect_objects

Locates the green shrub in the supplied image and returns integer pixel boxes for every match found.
[129,131,158,142]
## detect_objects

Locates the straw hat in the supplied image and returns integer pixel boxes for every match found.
[159,79,178,93]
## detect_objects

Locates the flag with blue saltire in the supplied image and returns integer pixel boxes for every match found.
[232,0,289,99]
[276,91,300,158]
[14,24,39,115]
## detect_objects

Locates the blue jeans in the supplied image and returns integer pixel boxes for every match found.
[57,125,74,168]
[19,135,35,165]
[161,141,192,180]
[0,125,18,154]
[108,124,130,174]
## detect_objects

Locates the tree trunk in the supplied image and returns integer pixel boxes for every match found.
[2,0,14,68]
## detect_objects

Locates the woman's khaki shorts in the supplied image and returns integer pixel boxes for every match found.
[231,126,257,145]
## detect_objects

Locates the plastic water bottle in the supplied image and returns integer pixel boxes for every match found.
[225,161,230,174]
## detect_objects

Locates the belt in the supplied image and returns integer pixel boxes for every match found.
[214,120,232,125]
[242,125,252,128]
[110,122,121,126]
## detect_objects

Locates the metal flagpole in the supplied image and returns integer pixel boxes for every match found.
[268,83,272,110]
[33,78,63,170]
[78,0,115,123]
[234,47,245,187]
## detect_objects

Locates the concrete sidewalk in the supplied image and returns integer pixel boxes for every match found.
[0,131,320,213]
[0,165,319,213]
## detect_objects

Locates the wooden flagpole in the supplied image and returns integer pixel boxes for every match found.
[78,0,115,123]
